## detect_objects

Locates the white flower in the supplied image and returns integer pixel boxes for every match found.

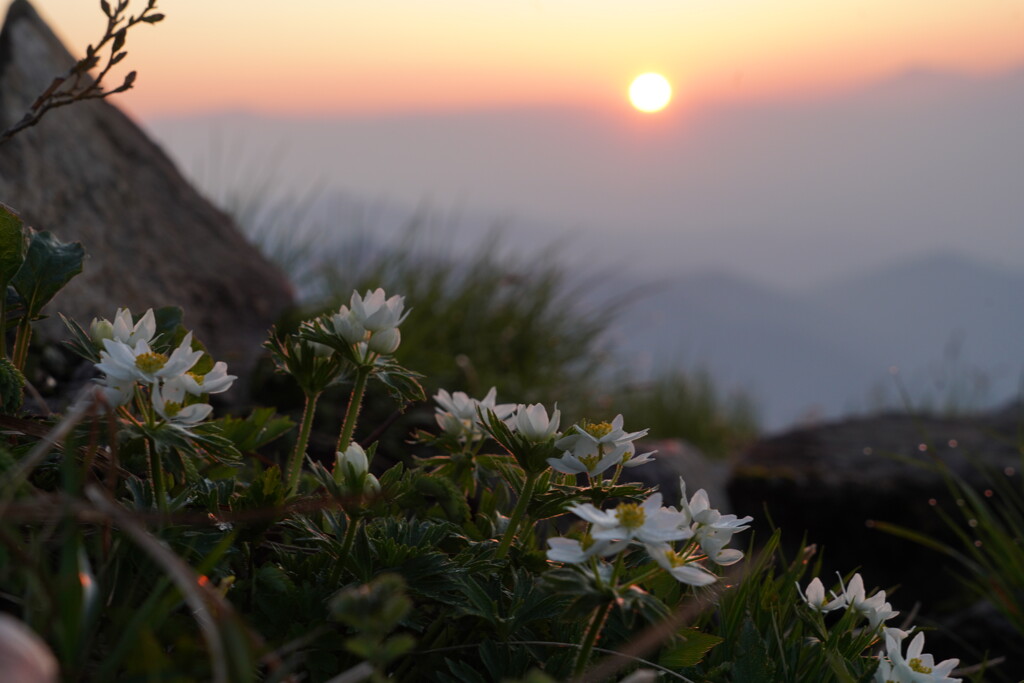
[111,307,157,347]
[546,536,627,564]
[95,375,135,408]
[163,361,236,403]
[570,493,692,544]
[96,333,203,385]
[875,629,960,683]
[433,387,515,440]
[678,479,752,564]
[152,382,213,428]
[547,449,623,477]
[797,577,846,613]
[550,415,652,476]
[511,403,560,442]
[330,305,368,345]
[646,542,718,586]
[350,288,407,332]
[839,573,899,630]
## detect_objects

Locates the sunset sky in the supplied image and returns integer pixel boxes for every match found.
[25,0,1024,119]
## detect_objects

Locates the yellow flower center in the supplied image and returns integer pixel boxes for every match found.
[908,659,932,674]
[583,420,614,439]
[162,400,183,417]
[188,371,204,385]
[580,534,596,551]
[135,352,168,374]
[616,503,646,529]
[663,549,685,568]
[578,454,602,471]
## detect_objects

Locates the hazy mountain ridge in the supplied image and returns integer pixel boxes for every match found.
[612,251,1024,430]
[140,67,1024,431]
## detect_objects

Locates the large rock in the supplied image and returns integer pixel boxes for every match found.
[0,0,293,382]
[729,406,1024,671]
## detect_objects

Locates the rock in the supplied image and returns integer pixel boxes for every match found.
[623,439,734,512]
[0,0,293,387]
[728,406,1024,669]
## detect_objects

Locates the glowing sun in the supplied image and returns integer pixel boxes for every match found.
[629,73,672,113]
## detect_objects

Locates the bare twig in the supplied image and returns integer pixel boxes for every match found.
[0,0,165,145]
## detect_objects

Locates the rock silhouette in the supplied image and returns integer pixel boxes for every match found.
[0,0,293,384]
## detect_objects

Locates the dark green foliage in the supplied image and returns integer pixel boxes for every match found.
[11,230,84,321]
[0,355,25,413]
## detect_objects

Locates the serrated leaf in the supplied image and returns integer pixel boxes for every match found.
[0,204,27,290]
[256,564,296,594]
[216,408,294,452]
[11,231,84,319]
[659,629,724,669]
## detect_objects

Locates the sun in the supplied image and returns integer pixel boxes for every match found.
[629,73,672,113]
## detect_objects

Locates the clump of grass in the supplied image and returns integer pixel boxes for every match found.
[588,369,759,458]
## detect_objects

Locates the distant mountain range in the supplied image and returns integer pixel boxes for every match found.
[610,251,1024,430]
[141,67,1024,432]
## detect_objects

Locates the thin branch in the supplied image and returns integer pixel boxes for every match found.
[0,0,164,145]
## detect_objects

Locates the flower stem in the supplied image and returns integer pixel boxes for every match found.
[340,515,360,559]
[336,365,371,454]
[11,318,31,371]
[573,600,613,679]
[495,470,539,560]
[286,390,320,496]
[147,437,168,514]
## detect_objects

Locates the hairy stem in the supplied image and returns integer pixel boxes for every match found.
[336,365,371,455]
[286,391,320,496]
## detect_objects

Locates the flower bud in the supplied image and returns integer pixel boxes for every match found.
[367,327,401,355]
[336,443,369,480]
[0,614,58,683]
[89,317,114,345]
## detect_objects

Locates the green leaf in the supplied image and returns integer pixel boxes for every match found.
[11,230,84,319]
[216,408,294,452]
[732,618,776,682]
[659,629,724,669]
[0,204,27,289]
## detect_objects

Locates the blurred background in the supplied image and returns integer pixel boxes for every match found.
[28,0,1024,433]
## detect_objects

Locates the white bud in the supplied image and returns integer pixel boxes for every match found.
[89,318,114,344]
[367,327,401,355]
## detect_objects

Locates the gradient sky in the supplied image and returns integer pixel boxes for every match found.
[24,0,1024,119]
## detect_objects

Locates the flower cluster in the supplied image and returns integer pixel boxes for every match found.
[797,573,960,682]
[433,387,515,442]
[91,308,234,430]
[875,629,960,683]
[798,572,899,629]
[547,480,752,587]
[548,415,655,477]
[328,288,407,362]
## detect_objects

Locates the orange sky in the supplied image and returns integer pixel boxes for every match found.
[23,0,1024,119]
